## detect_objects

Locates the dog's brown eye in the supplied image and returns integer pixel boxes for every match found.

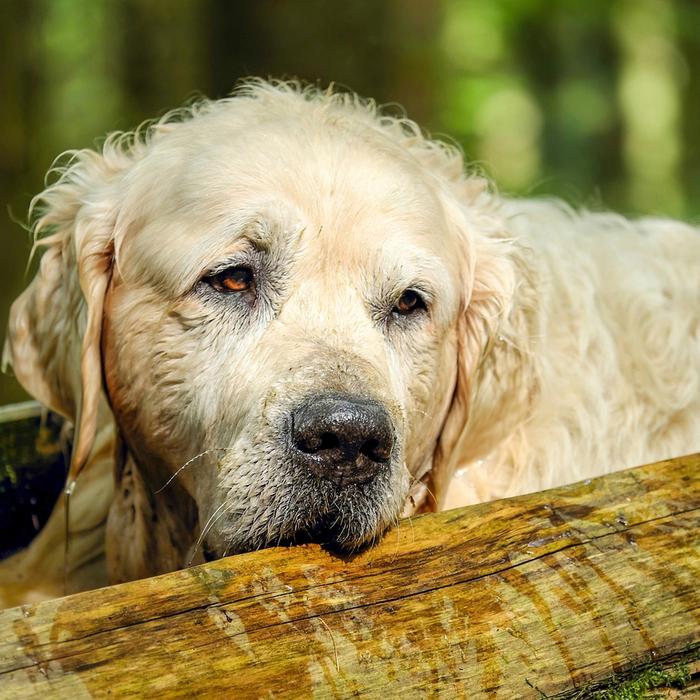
[394,289,426,315]
[207,267,254,294]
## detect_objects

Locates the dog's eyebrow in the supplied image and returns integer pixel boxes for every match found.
[232,223,273,252]
[205,215,270,252]
[383,246,445,291]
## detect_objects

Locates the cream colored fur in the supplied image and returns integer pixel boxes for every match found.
[443,201,700,507]
[2,80,699,605]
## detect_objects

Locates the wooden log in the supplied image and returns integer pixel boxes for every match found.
[0,453,698,698]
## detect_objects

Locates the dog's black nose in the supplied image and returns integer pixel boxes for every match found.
[291,394,394,486]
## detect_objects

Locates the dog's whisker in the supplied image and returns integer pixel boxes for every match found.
[222,499,262,557]
[156,447,237,493]
[387,515,402,563]
[187,500,232,567]
[223,534,237,559]
[422,482,438,507]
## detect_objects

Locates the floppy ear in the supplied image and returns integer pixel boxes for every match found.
[3,149,119,486]
[427,191,538,508]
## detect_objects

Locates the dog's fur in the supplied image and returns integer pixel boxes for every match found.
[2,80,699,605]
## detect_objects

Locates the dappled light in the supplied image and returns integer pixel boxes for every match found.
[1,1,699,405]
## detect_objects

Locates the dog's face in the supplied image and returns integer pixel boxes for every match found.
[102,113,464,557]
[5,83,513,579]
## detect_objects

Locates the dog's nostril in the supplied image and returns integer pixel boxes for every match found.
[319,432,340,451]
[360,438,390,463]
[297,432,340,454]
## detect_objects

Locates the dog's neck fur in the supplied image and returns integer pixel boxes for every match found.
[105,447,198,582]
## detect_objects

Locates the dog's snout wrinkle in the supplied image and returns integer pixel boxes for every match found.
[291,394,394,486]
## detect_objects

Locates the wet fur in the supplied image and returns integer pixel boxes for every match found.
[1,80,699,604]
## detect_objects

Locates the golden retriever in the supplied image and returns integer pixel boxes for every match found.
[2,80,699,604]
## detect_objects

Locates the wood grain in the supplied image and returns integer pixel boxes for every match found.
[1,453,698,698]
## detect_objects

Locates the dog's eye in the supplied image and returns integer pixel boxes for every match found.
[206,267,254,294]
[394,289,426,315]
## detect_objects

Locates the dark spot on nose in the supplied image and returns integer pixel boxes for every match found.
[290,394,394,486]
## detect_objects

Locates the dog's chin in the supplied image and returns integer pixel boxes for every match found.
[205,523,387,562]
[274,511,391,554]
[203,479,399,561]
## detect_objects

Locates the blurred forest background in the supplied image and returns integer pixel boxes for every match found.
[1,0,700,405]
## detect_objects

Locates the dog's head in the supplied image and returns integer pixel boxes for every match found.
[4,82,515,579]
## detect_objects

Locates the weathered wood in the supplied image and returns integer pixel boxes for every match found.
[1,454,698,698]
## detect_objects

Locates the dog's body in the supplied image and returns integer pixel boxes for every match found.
[2,81,699,605]
[445,198,700,508]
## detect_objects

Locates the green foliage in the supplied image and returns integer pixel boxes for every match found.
[1,1,699,405]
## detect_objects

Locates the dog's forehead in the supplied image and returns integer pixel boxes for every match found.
[184,121,444,228]
[117,121,462,293]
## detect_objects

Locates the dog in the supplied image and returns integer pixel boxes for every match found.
[2,80,699,605]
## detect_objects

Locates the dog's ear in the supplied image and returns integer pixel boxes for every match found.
[428,190,535,508]
[3,150,119,485]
